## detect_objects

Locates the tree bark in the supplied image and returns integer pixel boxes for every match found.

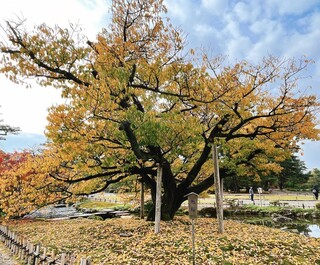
[145,151,215,221]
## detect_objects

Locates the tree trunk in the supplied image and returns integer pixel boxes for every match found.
[144,151,214,221]
[147,188,184,221]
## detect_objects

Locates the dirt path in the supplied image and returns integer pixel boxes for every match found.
[0,242,21,265]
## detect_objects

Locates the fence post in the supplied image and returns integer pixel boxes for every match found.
[69,254,76,265]
[27,242,33,265]
[61,252,66,265]
[41,247,47,265]
[51,249,56,264]
[19,237,26,261]
[6,229,11,249]
[0,226,91,265]
[10,232,16,254]
[34,244,40,264]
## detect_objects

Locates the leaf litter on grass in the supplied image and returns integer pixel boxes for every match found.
[5,216,320,264]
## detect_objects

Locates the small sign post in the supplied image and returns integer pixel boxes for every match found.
[186,192,198,265]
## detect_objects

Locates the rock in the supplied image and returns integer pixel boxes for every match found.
[119,233,133,237]
[304,212,312,218]
[280,209,296,218]
[311,212,320,219]
[82,208,98,213]
[23,205,80,219]
[272,213,292,223]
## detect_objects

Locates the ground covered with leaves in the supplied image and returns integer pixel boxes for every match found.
[5,217,320,264]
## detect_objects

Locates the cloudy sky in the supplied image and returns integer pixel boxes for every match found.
[0,0,319,170]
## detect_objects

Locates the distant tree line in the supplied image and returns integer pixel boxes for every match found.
[222,154,315,192]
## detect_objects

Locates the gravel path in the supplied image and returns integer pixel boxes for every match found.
[0,242,20,265]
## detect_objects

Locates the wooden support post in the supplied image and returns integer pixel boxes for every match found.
[140,180,145,219]
[212,144,224,234]
[155,163,162,233]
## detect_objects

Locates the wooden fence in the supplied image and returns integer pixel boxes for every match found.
[0,225,91,265]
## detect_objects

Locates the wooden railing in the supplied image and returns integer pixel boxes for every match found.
[0,225,91,265]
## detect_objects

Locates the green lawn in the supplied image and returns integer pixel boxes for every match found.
[223,193,314,201]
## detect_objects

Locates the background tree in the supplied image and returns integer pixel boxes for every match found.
[0,150,65,217]
[0,107,20,141]
[0,0,319,220]
[306,168,320,189]
[220,137,290,192]
[222,149,309,192]
[275,155,308,190]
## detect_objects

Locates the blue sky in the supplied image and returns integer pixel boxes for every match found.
[0,0,320,170]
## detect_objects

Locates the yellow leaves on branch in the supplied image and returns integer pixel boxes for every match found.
[0,0,319,213]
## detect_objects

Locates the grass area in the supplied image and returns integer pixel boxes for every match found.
[239,204,315,214]
[84,191,316,212]
[78,200,127,210]
[206,193,315,202]
[5,217,320,264]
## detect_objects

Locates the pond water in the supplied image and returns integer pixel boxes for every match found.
[307,224,320,238]
[229,217,320,238]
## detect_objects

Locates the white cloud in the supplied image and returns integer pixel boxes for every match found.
[0,0,109,39]
[264,0,319,16]
[201,0,229,15]
[249,19,279,35]
[0,78,64,134]
[165,0,195,24]
[0,0,108,135]
[193,23,219,37]
[223,13,243,38]
[233,1,261,23]
[225,36,252,61]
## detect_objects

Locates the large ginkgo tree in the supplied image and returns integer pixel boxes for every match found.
[0,0,319,220]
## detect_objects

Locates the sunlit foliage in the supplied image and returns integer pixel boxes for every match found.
[0,150,66,217]
[0,0,319,219]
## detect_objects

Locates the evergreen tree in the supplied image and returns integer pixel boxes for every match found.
[277,155,308,190]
